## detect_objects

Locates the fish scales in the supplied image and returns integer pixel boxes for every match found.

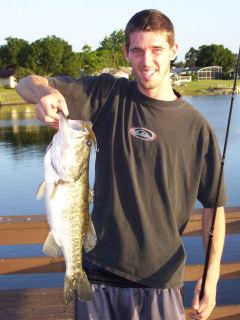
[37,113,97,304]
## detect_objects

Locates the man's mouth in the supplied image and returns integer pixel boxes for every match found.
[141,69,156,80]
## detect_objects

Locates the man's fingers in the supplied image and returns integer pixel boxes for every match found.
[189,294,215,320]
[38,93,68,117]
[36,103,59,128]
[58,98,69,117]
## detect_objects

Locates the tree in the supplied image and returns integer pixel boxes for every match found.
[98,29,128,68]
[0,37,30,69]
[171,57,185,68]
[14,66,34,82]
[79,44,101,75]
[185,47,198,67]
[65,52,83,77]
[99,29,125,51]
[30,35,74,76]
[196,44,235,72]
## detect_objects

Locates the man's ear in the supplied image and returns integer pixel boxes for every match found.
[124,47,130,62]
[170,43,179,61]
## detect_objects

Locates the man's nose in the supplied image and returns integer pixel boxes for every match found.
[142,50,153,66]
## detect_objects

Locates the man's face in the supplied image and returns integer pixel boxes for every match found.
[125,31,177,98]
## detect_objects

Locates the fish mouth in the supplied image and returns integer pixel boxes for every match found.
[59,112,98,151]
[82,123,98,151]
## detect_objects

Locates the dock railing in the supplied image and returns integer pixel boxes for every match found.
[0,207,240,319]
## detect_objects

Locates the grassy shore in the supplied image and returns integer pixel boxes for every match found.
[0,87,25,104]
[173,79,240,96]
[0,87,35,113]
[0,79,239,108]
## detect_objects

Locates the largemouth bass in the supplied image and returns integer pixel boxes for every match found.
[37,112,97,304]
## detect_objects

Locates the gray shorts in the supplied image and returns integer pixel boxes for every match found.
[75,284,185,320]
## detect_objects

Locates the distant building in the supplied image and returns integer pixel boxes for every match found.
[0,69,17,88]
[197,66,223,80]
[171,65,224,82]
[170,67,193,85]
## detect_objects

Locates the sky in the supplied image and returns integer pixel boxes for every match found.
[0,0,239,61]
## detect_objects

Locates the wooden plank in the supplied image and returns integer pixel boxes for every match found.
[184,262,240,281]
[0,288,239,320]
[0,215,48,245]
[0,256,65,274]
[0,288,74,320]
[0,288,65,305]
[1,256,240,281]
[1,207,240,245]
[184,207,240,236]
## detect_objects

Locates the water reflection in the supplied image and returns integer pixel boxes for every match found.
[0,125,54,151]
[0,105,55,153]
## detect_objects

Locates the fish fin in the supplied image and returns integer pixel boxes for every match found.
[88,188,94,203]
[50,182,59,199]
[63,273,91,304]
[36,181,46,199]
[43,233,62,257]
[83,215,97,253]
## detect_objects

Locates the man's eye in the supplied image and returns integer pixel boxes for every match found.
[130,48,141,54]
[153,48,162,54]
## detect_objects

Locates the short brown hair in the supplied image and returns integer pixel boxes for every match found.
[125,9,175,50]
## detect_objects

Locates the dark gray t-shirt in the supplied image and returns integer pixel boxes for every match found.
[48,74,227,288]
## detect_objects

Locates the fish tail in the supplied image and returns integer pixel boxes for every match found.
[76,272,92,301]
[63,276,75,305]
[63,272,91,304]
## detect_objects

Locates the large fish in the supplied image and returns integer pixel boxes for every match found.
[37,112,97,304]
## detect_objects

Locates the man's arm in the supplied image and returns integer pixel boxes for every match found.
[189,206,225,320]
[16,75,68,128]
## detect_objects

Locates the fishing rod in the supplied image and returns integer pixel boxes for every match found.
[199,46,240,301]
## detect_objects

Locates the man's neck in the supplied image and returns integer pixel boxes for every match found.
[137,83,177,101]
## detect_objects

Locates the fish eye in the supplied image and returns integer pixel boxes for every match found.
[86,140,92,147]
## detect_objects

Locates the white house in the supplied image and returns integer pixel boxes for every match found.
[0,69,17,88]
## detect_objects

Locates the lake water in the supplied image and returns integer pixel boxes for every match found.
[0,95,239,307]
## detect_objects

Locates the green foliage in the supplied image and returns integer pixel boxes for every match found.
[79,44,102,75]
[0,33,236,79]
[98,30,128,68]
[99,30,125,51]
[171,57,185,67]
[185,47,198,67]
[0,37,30,69]
[185,45,235,72]
[30,35,74,76]
[14,67,34,82]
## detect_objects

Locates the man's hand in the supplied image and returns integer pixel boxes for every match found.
[16,75,69,129]
[188,277,217,319]
[35,91,68,129]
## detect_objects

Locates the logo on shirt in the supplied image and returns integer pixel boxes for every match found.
[129,127,157,141]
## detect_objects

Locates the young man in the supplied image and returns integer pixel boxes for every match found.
[16,9,226,320]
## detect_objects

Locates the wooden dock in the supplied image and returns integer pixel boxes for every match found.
[0,207,240,319]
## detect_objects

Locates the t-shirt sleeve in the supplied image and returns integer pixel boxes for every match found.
[47,73,117,121]
[197,127,227,208]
